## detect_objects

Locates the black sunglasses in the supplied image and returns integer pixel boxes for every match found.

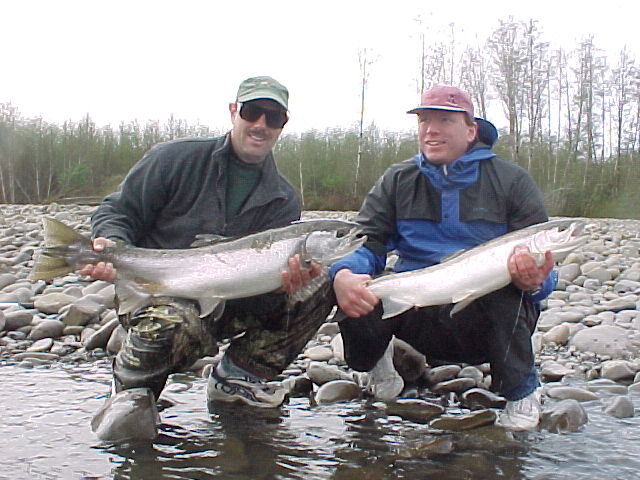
[239,102,288,129]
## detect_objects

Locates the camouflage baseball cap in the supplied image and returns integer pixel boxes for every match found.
[236,76,289,110]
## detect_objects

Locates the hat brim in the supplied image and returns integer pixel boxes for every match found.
[407,105,469,115]
[237,89,288,110]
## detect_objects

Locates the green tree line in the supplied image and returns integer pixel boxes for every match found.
[1,18,639,218]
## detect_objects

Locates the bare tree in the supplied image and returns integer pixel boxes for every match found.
[354,48,376,199]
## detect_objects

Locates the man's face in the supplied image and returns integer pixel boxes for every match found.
[417,110,477,164]
[229,99,288,164]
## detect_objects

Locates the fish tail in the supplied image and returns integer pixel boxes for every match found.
[29,217,93,281]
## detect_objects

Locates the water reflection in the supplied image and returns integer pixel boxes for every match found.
[1,362,639,479]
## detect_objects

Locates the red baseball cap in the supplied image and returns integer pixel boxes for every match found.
[407,85,474,118]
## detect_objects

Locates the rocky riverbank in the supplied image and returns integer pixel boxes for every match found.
[1,203,639,438]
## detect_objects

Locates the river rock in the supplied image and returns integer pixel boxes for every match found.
[28,319,65,341]
[540,399,588,433]
[585,378,628,394]
[545,386,598,402]
[603,395,635,418]
[460,388,507,410]
[107,325,127,354]
[27,337,54,352]
[601,360,637,381]
[33,292,77,314]
[431,378,477,395]
[307,362,353,385]
[430,409,497,432]
[314,380,361,404]
[385,398,444,423]
[425,365,461,385]
[570,325,633,358]
[393,338,426,382]
[304,345,334,361]
[3,309,36,330]
[84,317,120,350]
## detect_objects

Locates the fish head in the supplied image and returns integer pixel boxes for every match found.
[303,226,366,265]
[530,220,588,261]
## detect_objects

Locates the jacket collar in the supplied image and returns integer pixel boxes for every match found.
[214,132,289,208]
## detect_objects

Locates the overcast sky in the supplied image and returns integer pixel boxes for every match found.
[2,0,635,134]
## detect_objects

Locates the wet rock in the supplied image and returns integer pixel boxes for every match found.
[385,399,444,423]
[393,338,426,382]
[603,395,635,418]
[540,399,588,433]
[429,409,497,432]
[460,388,507,410]
[396,436,454,457]
[314,379,360,404]
[91,387,160,443]
[303,345,333,361]
[425,365,461,385]
[281,375,313,396]
[431,377,476,395]
[307,362,352,385]
[585,378,628,394]
[545,386,598,402]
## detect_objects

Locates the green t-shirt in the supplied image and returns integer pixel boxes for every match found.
[225,154,263,221]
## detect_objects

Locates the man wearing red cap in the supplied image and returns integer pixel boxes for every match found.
[330,85,554,431]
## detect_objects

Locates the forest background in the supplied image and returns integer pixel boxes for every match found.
[1,19,639,219]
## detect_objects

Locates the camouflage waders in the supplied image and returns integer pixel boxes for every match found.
[113,275,334,399]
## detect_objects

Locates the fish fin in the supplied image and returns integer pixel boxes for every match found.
[440,248,467,263]
[115,281,151,316]
[198,297,225,319]
[189,233,229,248]
[381,297,414,319]
[449,298,475,316]
[29,217,93,281]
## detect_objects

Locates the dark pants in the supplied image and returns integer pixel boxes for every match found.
[113,276,334,399]
[339,285,539,396]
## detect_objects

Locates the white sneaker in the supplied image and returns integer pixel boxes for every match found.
[207,367,287,408]
[365,341,404,402]
[499,389,542,431]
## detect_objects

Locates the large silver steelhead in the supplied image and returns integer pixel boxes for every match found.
[30,217,365,317]
[366,219,588,319]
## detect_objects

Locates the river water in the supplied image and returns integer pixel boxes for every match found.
[1,361,639,480]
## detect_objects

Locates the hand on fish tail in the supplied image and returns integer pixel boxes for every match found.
[29,217,102,281]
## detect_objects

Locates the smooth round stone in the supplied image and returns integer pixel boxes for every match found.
[304,345,334,361]
[545,386,598,402]
[541,399,588,433]
[314,380,360,404]
[426,365,461,384]
[603,395,635,418]
[385,399,444,423]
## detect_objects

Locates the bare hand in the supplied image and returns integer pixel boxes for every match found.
[333,268,378,318]
[279,254,321,294]
[508,245,553,292]
[77,237,117,282]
